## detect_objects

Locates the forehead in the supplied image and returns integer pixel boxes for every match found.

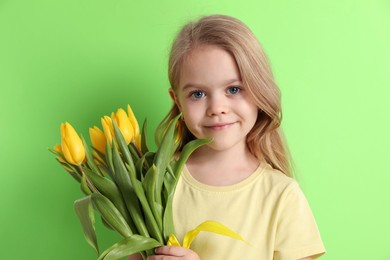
[178,45,241,89]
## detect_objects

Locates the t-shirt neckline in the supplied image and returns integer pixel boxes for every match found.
[182,163,266,192]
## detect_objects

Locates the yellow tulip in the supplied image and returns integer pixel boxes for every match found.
[60,122,85,165]
[101,105,140,148]
[101,116,114,145]
[112,108,134,145]
[167,220,248,249]
[127,104,141,149]
[89,126,106,154]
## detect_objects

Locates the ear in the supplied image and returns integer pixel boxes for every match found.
[169,88,181,110]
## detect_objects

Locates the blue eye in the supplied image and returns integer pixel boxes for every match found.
[227,86,241,95]
[190,90,205,99]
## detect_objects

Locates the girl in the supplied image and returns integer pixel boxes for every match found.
[133,14,325,260]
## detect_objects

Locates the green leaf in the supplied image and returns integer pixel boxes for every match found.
[112,120,135,173]
[174,138,212,178]
[128,142,141,162]
[142,164,162,231]
[59,161,82,182]
[101,216,114,231]
[98,164,110,175]
[105,140,115,178]
[135,153,146,181]
[48,148,64,160]
[74,196,99,254]
[81,136,102,175]
[111,141,149,238]
[126,163,163,244]
[162,193,175,242]
[91,193,133,238]
[163,138,212,241]
[93,147,107,165]
[83,167,136,232]
[80,173,92,195]
[162,164,176,206]
[67,170,82,182]
[98,235,161,260]
[141,119,149,154]
[153,114,181,206]
[144,152,156,173]
[49,148,82,182]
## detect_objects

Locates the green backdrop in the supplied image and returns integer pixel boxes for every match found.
[1,0,389,259]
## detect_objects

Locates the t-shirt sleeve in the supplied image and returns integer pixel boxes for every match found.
[274,182,326,260]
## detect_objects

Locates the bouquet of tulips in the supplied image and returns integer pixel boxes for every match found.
[50,104,246,260]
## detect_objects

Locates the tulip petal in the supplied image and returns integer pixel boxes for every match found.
[62,138,76,165]
[60,123,66,139]
[64,135,85,165]
[115,108,134,145]
[127,104,141,148]
[101,116,114,145]
[89,126,106,154]
[127,104,140,137]
[60,122,85,165]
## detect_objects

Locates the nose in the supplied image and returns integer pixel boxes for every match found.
[206,95,230,116]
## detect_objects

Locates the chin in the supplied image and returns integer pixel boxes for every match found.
[205,140,239,152]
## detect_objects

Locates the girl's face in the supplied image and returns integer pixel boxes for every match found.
[171,44,258,152]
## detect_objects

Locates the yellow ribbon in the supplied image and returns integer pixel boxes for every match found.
[167,220,249,248]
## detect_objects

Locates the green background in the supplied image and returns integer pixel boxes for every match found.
[1,0,389,259]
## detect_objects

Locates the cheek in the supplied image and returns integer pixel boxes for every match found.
[240,102,259,123]
[182,104,200,122]
[180,98,200,116]
[180,103,204,134]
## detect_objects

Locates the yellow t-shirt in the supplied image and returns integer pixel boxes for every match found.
[172,163,326,260]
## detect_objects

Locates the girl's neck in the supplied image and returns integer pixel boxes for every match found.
[185,143,260,186]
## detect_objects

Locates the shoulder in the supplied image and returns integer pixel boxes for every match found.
[259,163,298,194]
[256,163,313,213]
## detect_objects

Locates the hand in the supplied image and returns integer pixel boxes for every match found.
[147,246,200,260]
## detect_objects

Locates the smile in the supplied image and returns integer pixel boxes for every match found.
[205,122,235,130]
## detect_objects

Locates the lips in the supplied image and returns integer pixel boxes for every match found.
[205,122,235,130]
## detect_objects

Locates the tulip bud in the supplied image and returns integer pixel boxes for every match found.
[60,122,86,165]
[101,116,114,145]
[127,104,141,148]
[89,126,106,154]
[112,108,134,145]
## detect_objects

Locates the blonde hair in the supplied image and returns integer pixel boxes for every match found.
[157,14,292,177]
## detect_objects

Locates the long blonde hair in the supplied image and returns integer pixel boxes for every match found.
[157,14,292,177]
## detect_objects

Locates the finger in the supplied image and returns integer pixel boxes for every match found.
[155,246,188,257]
[146,255,175,260]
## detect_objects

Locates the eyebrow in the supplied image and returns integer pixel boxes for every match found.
[181,78,242,91]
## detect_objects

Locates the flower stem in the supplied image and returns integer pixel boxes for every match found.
[78,165,99,193]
